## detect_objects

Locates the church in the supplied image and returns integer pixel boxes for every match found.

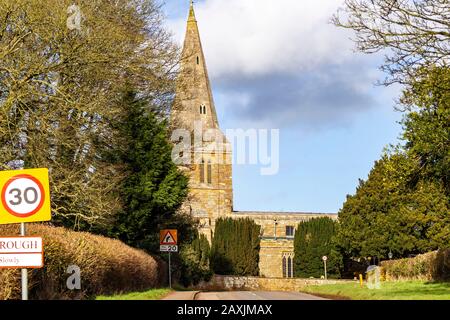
[171,2,337,278]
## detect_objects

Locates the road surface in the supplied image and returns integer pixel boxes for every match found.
[196,291,327,300]
[163,291,327,300]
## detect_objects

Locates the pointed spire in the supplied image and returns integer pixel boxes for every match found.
[188,0,196,22]
[171,0,220,131]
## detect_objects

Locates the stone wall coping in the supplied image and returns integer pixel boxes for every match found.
[192,275,355,292]
[213,275,352,282]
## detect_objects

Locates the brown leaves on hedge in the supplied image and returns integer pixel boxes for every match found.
[381,249,450,282]
[0,223,165,299]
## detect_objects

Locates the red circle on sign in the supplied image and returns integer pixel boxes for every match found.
[1,174,45,218]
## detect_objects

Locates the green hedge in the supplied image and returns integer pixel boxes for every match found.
[211,218,260,276]
[0,223,166,299]
[294,217,342,278]
[381,249,450,281]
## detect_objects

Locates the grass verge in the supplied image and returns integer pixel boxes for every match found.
[96,288,172,300]
[301,281,450,300]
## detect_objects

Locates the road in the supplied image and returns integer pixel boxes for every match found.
[196,291,327,300]
[163,291,327,300]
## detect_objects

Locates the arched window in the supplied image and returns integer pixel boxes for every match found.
[207,160,212,184]
[197,56,200,65]
[200,105,202,114]
[282,253,294,278]
[287,256,292,278]
[199,159,205,183]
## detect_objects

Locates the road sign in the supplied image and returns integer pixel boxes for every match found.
[322,255,328,261]
[160,229,177,245]
[0,237,43,269]
[160,229,178,289]
[0,168,51,224]
[160,245,178,252]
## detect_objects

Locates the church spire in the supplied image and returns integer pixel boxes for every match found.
[171,0,220,131]
[188,0,196,22]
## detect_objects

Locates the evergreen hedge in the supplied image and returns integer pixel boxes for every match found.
[294,217,342,278]
[211,218,260,276]
[178,234,213,287]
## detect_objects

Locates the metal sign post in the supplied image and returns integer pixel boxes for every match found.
[322,255,328,280]
[168,252,172,289]
[20,222,28,300]
[160,229,178,289]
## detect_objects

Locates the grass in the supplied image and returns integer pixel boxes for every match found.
[301,281,450,300]
[96,288,172,300]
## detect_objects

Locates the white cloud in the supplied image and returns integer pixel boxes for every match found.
[166,0,354,77]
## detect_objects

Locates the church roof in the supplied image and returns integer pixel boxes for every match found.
[233,211,338,217]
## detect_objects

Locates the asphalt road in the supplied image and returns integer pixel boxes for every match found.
[195,291,327,300]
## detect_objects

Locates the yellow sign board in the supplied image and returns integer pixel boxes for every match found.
[0,168,51,224]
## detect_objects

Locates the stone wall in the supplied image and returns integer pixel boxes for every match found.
[193,275,352,292]
[259,238,294,278]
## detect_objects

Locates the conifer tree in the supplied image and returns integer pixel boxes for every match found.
[109,90,191,253]
[178,233,212,287]
[211,218,261,276]
[294,217,342,278]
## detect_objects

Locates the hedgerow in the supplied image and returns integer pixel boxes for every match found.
[0,223,166,299]
[381,249,450,281]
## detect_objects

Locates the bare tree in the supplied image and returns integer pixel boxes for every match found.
[0,0,180,229]
[332,0,450,85]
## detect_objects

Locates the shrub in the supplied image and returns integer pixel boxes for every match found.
[177,234,212,287]
[210,218,260,276]
[294,217,342,278]
[381,249,450,281]
[0,223,166,300]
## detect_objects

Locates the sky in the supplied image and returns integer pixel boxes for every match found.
[162,0,404,214]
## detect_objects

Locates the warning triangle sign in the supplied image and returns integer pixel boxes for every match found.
[160,230,177,245]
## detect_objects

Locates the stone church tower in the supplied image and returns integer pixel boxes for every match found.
[171,2,233,242]
[171,2,338,278]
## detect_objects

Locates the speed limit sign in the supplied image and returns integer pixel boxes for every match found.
[0,169,51,224]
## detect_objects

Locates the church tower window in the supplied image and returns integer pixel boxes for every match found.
[207,160,212,184]
[197,56,200,65]
[199,159,205,183]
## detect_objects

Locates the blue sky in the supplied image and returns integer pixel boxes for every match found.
[162,0,404,213]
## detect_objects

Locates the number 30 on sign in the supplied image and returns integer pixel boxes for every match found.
[0,169,51,224]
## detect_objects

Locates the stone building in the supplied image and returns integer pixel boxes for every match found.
[171,2,338,278]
